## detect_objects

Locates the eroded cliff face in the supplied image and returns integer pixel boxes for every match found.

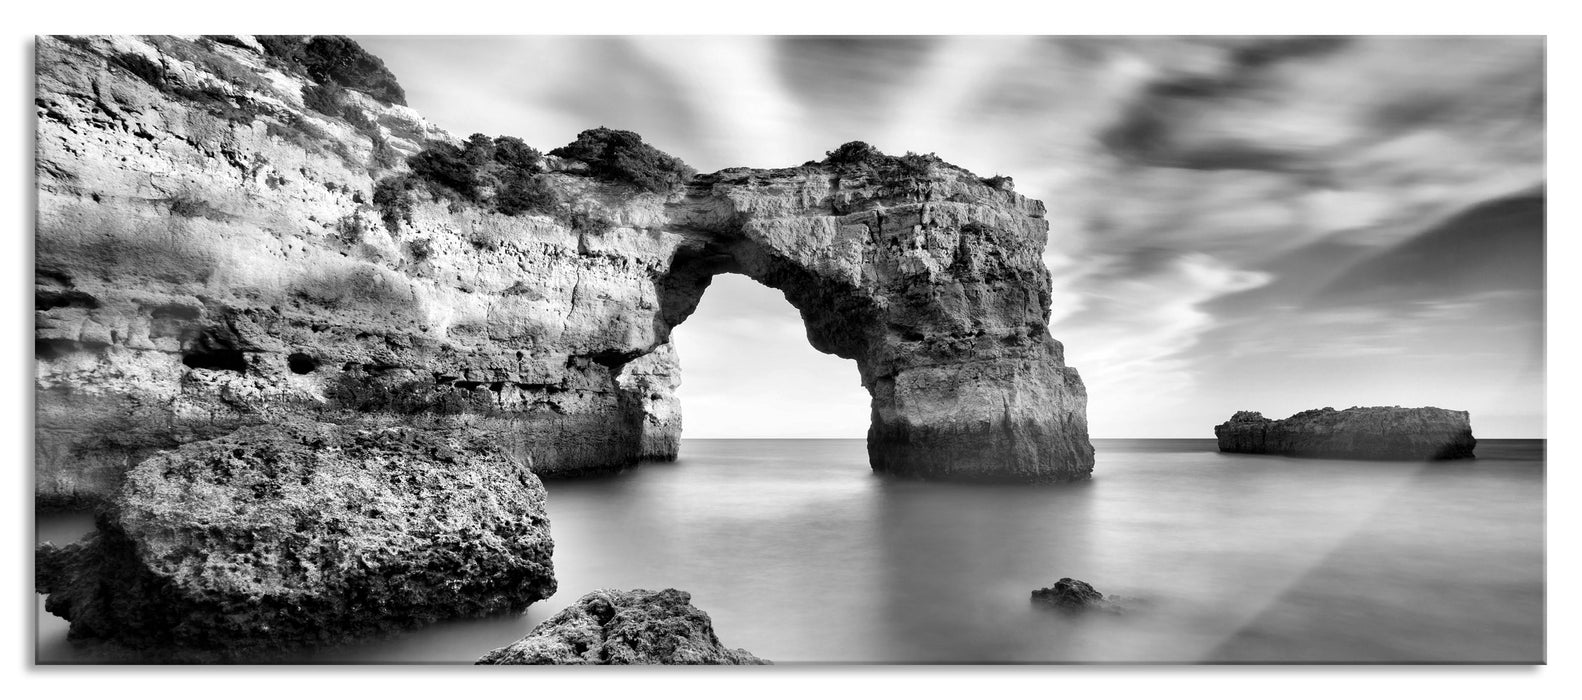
[34,35,689,504]
[35,35,1093,504]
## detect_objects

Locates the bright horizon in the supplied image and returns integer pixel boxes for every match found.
[357,35,1546,440]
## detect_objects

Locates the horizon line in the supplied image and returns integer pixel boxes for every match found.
[678,436,1549,441]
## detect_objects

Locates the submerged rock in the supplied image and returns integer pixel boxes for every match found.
[477,588,768,665]
[35,422,556,660]
[1214,406,1476,460]
[1031,578,1117,613]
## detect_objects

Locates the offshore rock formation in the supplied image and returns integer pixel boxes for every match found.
[35,422,556,660]
[1030,578,1119,613]
[477,588,768,665]
[35,35,1093,504]
[1215,406,1476,460]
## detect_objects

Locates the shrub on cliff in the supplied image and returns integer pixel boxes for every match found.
[379,131,652,228]
[464,133,497,168]
[301,83,345,117]
[372,175,416,232]
[257,35,407,105]
[380,134,562,223]
[496,172,560,217]
[408,142,480,199]
[493,136,544,173]
[549,127,695,194]
[824,141,884,166]
[302,83,376,131]
[894,152,942,179]
[822,141,943,180]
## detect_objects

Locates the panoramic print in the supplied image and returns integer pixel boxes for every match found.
[34,35,1543,664]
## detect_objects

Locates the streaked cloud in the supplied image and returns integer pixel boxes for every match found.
[357,35,1545,437]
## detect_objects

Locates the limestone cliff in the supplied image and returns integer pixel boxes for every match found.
[1214,407,1476,460]
[35,35,1094,504]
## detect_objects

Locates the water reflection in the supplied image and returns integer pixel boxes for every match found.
[35,439,1543,664]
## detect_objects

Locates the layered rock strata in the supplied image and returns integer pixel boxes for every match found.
[477,588,768,665]
[1214,407,1476,460]
[35,35,1093,502]
[35,422,557,660]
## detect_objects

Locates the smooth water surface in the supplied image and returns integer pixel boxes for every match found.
[37,439,1545,664]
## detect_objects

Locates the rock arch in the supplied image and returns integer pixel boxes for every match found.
[635,165,1095,481]
[32,35,1093,503]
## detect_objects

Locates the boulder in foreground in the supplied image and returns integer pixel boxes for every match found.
[477,588,768,665]
[1214,406,1476,460]
[35,422,557,661]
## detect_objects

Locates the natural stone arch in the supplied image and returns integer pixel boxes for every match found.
[31,32,1093,498]
[637,164,1095,482]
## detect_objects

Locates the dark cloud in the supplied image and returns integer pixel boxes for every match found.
[1315,190,1545,306]
[1099,36,1353,172]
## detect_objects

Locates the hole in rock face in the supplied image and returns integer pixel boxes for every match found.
[287,353,319,374]
[35,289,100,311]
[35,338,83,361]
[182,326,250,373]
[182,347,248,373]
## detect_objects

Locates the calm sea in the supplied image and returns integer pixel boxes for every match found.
[35,438,1545,664]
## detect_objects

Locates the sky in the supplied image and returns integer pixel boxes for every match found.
[357,35,1545,438]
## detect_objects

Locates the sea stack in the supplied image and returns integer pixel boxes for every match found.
[1214,406,1476,460]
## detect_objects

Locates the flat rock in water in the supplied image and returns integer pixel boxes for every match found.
[1214,406,1476,460]
[34,421,557,661]
[477,588,769,665]
[1031,578,1117,613]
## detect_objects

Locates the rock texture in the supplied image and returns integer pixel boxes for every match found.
[35,422,556,660]
[477,588,767,665]
[1215,407,1476,460]
[665,161,1093,482]
[1031,578,1118,613]
[35,35,1093,502]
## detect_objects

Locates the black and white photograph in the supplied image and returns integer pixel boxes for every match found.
[14,6,1566,686]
